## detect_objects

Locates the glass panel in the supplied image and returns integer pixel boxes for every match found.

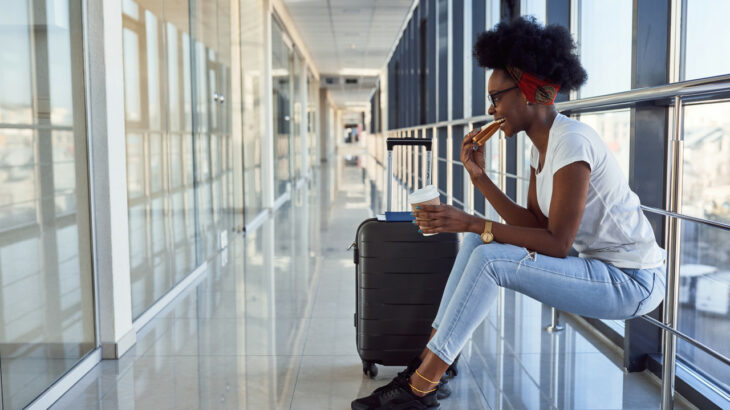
[192,0,235,263]
[516,132,532,207]
[683,1,730,81]
[484,131,501,221]
[123,0,197,318]
[577,0,632,98]
[677,221,730,392]
[292,52,303,180]
[437,127,448,203]
[451,126,463,208]
[677,101,730,392]
[577,110,631,179]
[682,102,730,223]
[241,0,265,219]
[471,121,487,216]
[0,1,95,408]
[521,0,546,24]
[272,20,292,199]
[308,73,318,167]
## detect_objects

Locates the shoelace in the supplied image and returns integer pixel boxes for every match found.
[380,386,401,403]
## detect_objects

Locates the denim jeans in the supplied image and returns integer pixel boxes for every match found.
[426,233,666,365]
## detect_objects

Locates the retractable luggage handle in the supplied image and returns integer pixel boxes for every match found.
[386,138,432,212]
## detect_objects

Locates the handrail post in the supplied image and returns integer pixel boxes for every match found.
[546,307,564,333]
[387,145,393,212]
[661,96,684,410]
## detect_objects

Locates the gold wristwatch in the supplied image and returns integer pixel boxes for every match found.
[480,220,494,244]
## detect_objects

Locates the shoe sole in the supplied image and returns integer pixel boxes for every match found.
[351,403,441,410]
[352,400,441,410]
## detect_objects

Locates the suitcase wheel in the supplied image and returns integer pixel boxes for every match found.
[362,361,378,378]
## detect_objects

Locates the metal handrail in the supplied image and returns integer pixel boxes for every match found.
[641,205,730,232]
[386,74,730,133]
[639,315,730,367]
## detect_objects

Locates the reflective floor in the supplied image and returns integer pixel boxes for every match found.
[51,151,692,409]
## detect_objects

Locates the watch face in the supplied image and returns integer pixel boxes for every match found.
[481,232,493,243]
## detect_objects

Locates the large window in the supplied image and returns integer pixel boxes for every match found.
[520,0,545,24]
[192,0,235,263]
[677,102,730,392]
[576,0,632,98]
[578,110,631,179]
[123,0,198,318]
[683,0,730,81]
[123,0,237,318]
[0,1,95,407]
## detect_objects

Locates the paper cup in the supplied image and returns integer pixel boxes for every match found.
[409,185,440,236]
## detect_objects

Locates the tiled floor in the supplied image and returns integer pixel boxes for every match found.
[51,152,692,409]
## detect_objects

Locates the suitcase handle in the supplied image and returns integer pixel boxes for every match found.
[387,138,432,151]
[386,138,433,212]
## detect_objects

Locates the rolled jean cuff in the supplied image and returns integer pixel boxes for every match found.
[425,339,456,365]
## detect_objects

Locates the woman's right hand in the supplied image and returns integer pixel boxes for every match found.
[461,128,486,180]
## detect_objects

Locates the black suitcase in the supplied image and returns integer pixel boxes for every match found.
[352,138,459,378]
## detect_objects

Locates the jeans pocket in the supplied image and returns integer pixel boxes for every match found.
[632,272,665,317]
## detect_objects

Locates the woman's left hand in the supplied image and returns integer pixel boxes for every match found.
[413,204,480,234]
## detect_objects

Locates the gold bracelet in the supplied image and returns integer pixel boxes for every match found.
[414,369,439,384]
[409,383,437,394]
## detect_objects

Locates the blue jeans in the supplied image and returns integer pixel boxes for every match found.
[426,233,666,365]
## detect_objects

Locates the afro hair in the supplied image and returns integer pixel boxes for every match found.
[474,16,587,91]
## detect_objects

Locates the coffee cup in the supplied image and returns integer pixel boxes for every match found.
[409,185,440,236]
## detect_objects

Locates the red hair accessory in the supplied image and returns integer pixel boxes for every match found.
[506,66,561,105]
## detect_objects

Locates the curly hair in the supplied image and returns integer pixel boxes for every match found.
[473,16,587,91]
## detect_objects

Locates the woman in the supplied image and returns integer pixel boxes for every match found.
[352,16,665,410]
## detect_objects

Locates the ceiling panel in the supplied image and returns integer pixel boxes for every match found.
[283,0,414,107]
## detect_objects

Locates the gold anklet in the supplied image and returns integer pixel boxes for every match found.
[415,369,439,384]
[409,383,437,394]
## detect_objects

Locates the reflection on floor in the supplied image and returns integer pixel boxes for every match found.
[52,152,690,409]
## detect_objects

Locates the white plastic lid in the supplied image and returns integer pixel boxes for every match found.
[409,185,439,204]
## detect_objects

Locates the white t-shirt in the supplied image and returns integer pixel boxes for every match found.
[530,114,665,269]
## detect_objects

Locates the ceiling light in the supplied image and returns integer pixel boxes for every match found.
[338,68,381,76]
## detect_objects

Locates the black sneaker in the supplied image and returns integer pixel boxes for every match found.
[372,357,451,400]
[435,378,451,400]
[372,357,421,394]
[351,376,441,410]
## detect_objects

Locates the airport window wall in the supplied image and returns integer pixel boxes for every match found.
[1,0,328,406]
[0,1,96,408]
[122,0,200,318]
[121,0,319,320]
[374,0,730,407]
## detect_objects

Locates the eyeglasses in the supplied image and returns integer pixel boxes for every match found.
[488,86,519,107]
